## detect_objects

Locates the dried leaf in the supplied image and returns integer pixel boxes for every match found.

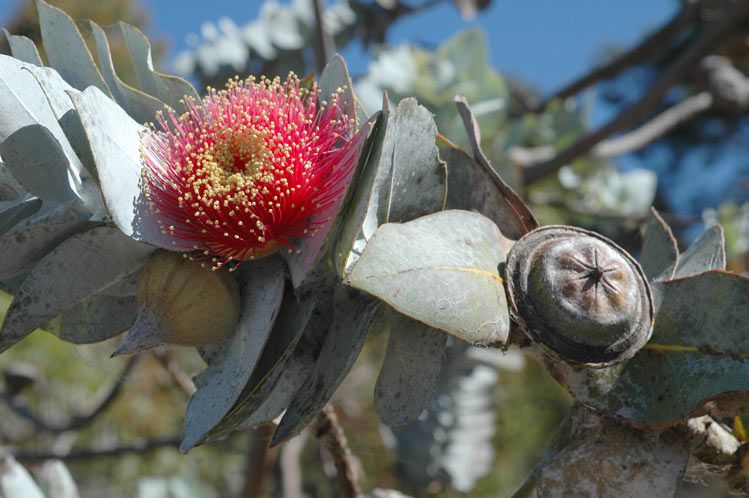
[452,96,537,239]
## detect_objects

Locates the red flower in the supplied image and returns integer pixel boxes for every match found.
[141,74,359,267]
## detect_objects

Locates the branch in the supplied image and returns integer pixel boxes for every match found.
[0,356,139,434]
[314,405,362,498]
[241,424,275,498]
[592,91,714,157]
[508,91,714,165]
[522,1,749,184]
[312,0,335,74]
[13,436,181,462]
[535,2,699,111]
[152,351,196,396]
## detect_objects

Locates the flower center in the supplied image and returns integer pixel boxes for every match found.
[199,126,272,200]
[208,127,269,177]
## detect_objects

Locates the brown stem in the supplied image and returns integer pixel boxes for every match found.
[241,424,275,498]
[314,405,362,498]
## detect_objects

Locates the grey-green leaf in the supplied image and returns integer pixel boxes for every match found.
[318,54,356,121]
[569,271,749,427]
[23,65,97,177]
[375,311,447,427]
[0,162,23,202]
[334,100,390,277]
[0,204,93,280]
[3,30,42,66]
[0,56,60,141]
[283,115,376,289]
[348,210,510,345]
[118,22,198,112]
[202,287,324,441]
[335,97,448,278]
[70,86,178,250]
[271,287,381,446]
[89,21,164,124]
[58,294,137,344]
[181,257,285,452]
[452,96,537,240]
[640,208,678,282]
[0,198,43,237]
[673,224,726,278]
[36,0,110,95]
[0,58,102,212]
[0,123,80,204]
[382,98,446,224]
[0,226,155,354]
[239,297,332,428]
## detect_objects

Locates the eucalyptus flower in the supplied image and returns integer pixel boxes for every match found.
[141,74,360,267]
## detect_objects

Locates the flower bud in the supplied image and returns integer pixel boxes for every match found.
[112,251,240,355]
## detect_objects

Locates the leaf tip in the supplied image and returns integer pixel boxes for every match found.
[110,310,166,356]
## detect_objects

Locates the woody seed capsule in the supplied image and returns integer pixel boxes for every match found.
[505,225,654,367]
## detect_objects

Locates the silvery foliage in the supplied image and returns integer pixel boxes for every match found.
[173,0,359,83]
[355,31,657,225]
[172,0,494,87]
[0,455,213,498]
[0,0,517,462]
[0,456,79,498]
[0,0,200,352]
[381,342,525,493]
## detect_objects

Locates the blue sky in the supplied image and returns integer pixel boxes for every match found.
[1,0,675,95]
